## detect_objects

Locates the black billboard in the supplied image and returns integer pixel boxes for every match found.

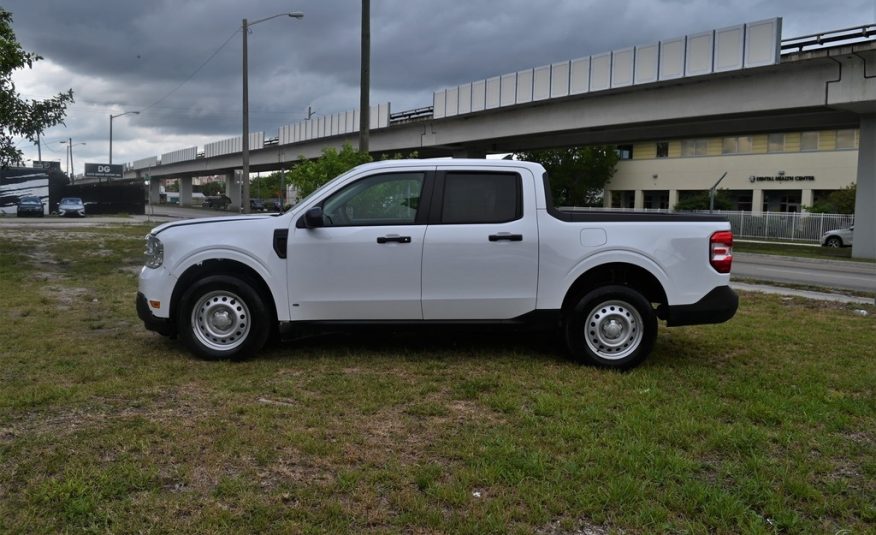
[84,163,124,179]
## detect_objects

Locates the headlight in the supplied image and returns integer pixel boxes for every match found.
[144,234,164,268]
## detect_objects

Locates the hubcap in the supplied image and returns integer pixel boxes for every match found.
[584,300,644,360]
[191,290,251,352]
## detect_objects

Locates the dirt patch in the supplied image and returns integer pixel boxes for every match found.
[0,383,214,442]
[536,518,614,535]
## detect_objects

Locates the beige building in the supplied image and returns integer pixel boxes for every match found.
[606,129,860,213]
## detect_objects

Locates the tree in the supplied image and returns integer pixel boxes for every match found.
[250,172,285,200]
[805,183,856,214]
[0,8,74,167]
[514,145,618,207]
[673,190,734,211]
[287,143,373,199]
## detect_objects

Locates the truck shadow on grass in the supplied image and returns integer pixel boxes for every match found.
[259,325,568,364]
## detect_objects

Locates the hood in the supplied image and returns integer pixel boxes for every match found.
[151,214,276,236]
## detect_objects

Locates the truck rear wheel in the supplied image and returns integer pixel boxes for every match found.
[565,285,657,369]
[177,275,270,360]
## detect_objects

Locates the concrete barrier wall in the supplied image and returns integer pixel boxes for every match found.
[430,18,781,118]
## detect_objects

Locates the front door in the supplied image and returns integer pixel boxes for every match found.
[287,171,428,320]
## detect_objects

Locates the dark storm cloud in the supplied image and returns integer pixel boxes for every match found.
[4,0,874,167]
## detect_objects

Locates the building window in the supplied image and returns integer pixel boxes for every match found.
[722,136,752,154]
[735,194,752,212]
[681,139,707,157]
[836,129,857,150]
[800,131,819,151]
[616,144,633,160]
[768,133,785,152]
[656,142,669,158]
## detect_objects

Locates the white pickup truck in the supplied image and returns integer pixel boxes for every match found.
[137,159,737,369]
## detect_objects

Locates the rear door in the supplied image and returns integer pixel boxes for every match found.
[421,166,539,319]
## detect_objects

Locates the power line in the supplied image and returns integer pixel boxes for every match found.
[142,26,242,112]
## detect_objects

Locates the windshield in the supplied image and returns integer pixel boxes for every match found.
[61,198,82,204]
[21,196,40,202]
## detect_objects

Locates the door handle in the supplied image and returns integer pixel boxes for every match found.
[488,233,523,242]
[377,235,411,244]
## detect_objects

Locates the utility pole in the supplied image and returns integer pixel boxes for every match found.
[242,17,250,213]
[359,0,370,154]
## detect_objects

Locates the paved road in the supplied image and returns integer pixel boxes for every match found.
[733,252,876,293]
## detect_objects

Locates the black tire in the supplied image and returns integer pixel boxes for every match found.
[564,285,657,370]
[177,275,271,360]
[825,236,842,248]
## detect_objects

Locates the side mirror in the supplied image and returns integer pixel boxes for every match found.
[304,206,324,228]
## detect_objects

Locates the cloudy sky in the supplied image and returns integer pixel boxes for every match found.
[6,0,875,174]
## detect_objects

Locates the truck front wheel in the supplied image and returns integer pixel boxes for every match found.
[177,275,270,360]
[565,285,657,369]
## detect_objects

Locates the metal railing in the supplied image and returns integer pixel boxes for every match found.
[705,211,854,243]
[781,23,875,53]
[560,207,854,243]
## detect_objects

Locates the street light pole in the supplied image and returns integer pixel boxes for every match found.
[242,11,303,214]
[59,139,86,183]
[110,111,139,165]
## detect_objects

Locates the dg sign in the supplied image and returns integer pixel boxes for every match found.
[85,163,124,179]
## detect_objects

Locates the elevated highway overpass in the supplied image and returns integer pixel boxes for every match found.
[126,20,876,258]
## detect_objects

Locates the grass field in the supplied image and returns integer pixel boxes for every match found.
[0,224,873,534]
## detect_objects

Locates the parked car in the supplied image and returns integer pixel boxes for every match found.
[58,197,86,217]
[16,195,44,217]
[202,195,231,210]
[249,198,266,212]
[266,198,285,212]
[820,226,854,247]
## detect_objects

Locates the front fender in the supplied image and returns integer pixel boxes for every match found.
[170,248,290,321]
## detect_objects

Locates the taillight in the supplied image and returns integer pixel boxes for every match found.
[710,231,733,273]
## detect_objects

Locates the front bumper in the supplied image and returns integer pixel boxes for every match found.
[136,292,176,336]
[17,207,43,216]
[663,286,738,327]
[59,209,85,217]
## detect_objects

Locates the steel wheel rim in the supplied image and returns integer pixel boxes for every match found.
[191,290,251,351]
[584,300,644,360]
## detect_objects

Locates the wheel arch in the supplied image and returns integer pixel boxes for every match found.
[171,259,278,326]
[561,262,668,317]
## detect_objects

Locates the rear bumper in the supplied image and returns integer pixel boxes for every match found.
[664,286,738,327]
[136,292,176,336]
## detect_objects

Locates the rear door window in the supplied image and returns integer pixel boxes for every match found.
[439,172,521,224]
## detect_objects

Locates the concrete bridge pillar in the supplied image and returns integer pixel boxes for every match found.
[226,171,241,211]
[634,190,644,210]
[179,176,193,207]
[148,178,161,204]
[852,114,875,259]
[602,189,612,208]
